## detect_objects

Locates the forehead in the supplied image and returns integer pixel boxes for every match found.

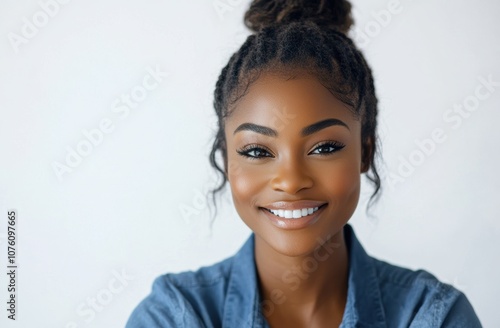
[226,72,359,131]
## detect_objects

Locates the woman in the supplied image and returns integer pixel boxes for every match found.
[126,0,482,327]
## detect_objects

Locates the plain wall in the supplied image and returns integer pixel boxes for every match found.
[0,0,498,326]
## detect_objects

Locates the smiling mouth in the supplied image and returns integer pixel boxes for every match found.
[260,204,327,219]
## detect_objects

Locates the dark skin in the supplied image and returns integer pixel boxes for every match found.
[223,71,372,328]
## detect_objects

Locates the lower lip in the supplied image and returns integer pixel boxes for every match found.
[260,204,327,230]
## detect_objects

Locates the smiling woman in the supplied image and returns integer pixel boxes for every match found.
[125,0,482,327]
[224,73,364,260]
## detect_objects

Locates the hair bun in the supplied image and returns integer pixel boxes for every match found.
[244,0,354,34]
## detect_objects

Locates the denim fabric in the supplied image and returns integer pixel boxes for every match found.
[126,224,482,327]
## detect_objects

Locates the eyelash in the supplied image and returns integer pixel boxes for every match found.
[236,141,346,160]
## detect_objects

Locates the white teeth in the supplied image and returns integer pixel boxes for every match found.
[268,206,322,219]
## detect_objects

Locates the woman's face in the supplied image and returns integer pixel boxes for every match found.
[224,72,366,256]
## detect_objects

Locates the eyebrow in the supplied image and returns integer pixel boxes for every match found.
[233,118,350,137]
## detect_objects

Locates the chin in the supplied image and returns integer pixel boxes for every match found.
[256,224,339,258]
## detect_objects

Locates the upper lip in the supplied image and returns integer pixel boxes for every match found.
[261,200,327,210]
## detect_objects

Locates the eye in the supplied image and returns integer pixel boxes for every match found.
[236,144,273,160]
[309,141,346,156]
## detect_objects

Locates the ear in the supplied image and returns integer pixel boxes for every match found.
[360,136,373,173]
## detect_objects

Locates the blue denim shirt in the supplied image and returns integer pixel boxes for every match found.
[126,224,482,327]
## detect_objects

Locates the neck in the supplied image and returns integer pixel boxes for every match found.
[254,229,349,321]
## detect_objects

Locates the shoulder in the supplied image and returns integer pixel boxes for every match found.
[125,256,234,328]
[372,257,482,327]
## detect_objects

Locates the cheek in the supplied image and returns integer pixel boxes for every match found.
[227,161,265,209]
[322,160,361,202]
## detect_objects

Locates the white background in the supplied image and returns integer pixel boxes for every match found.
[0,0,499,327]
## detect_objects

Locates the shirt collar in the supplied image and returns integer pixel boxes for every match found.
[222,230,266,328]
[222,223,387,328]
[340,223,387,328]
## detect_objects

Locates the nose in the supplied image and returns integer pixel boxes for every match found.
[270,158,314,194]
